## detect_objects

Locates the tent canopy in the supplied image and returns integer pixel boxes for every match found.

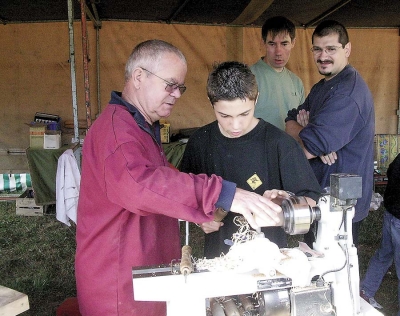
[0,1,399,173]
[1,0,399,28]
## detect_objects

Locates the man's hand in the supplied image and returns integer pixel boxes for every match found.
[264,189,317,208]
[230,188,282,230]
[320,152,337,165]
[263,189,292,200]
[197,221,223,234]
[296,109,309,127]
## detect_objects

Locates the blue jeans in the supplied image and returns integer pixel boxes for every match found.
[361,210,400,315]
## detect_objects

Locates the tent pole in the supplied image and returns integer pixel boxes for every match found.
[397,92,400,134]
[398,27,400,136]
[96,25,101,115]
[67,0,80,144]
[89,0,102,116]
[80,0,92,131]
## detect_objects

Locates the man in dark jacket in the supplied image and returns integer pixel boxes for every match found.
[360,153,400,315]
[285,20,375,247]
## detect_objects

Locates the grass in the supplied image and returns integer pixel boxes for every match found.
[0,197,398,316]
[0,201,76,315]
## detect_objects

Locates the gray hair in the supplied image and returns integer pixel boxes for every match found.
[124,39,186,82]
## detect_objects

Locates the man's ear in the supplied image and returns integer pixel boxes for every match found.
[132,68,145,89]
[261,37,269,52]
[344,42,351,58]
[208,97,214,108]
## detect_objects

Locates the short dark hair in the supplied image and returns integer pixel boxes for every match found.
[312,20,349,47]
[261,16,296,42]
[207,61,258,105]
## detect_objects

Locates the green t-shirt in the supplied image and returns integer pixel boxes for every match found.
[250,59,305,130]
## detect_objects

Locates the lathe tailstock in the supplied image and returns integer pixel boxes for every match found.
[132,174,382,316]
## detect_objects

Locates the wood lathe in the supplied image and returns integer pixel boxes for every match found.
[132,174,383,316]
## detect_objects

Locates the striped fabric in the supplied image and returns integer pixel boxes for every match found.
[0,174,32,192]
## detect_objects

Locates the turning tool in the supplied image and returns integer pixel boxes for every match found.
[180,245,193,283]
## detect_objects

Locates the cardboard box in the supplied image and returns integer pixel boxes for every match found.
[16,190,46,216]
[160,120,170,144]
[375,134,400,172]
[44,132,61,149]
[29,124,46,148]
[27,119,62,149]
[30,135,44,148]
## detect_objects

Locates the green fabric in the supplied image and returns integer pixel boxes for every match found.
[250,59,305,130]
[0,173,31,192]
[162,141,187,169]
[26,145,70,205]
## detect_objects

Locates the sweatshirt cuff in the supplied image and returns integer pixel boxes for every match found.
[285,108,299,122]
[215,180,236,211]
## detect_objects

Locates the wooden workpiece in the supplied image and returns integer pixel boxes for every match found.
[0,285,29,316]
[180,245,193,277]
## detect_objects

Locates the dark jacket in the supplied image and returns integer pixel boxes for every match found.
[384,153,400,219]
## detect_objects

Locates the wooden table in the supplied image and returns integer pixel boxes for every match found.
[0,285,29,316]
[25,144,79,205]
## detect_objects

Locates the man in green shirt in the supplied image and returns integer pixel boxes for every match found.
[251,16,304,130]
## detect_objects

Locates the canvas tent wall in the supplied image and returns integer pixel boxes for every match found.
[0,20,399,172]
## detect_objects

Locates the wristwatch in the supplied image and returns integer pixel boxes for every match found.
[213,207,228,222]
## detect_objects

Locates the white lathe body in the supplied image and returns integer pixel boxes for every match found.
[133,174,382,316]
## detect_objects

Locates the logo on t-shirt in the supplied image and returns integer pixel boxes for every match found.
[247,173,262,190]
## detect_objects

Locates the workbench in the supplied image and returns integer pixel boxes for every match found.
[23,141,178,206]
[0,285,29,316]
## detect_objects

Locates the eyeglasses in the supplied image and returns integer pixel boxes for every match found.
[310,45,343,55]
[141,67,186,95]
